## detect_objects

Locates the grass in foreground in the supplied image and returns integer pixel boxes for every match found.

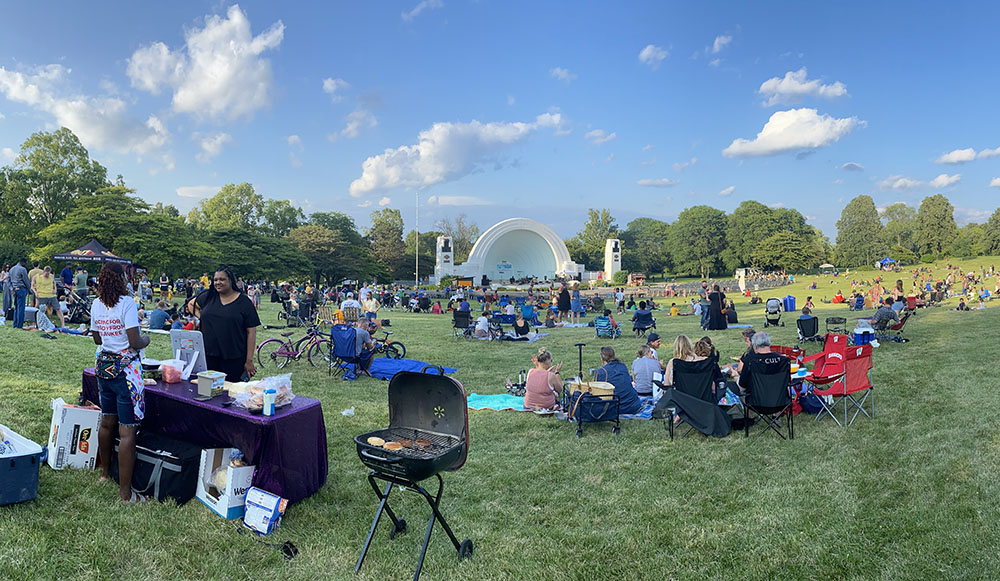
[2,266,999,580]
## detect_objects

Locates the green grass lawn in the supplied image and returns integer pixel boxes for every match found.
[2,263,1000,580]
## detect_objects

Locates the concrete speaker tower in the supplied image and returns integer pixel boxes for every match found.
[604,239,621,280]
[435,236,454,282]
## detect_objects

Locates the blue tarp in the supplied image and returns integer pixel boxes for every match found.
[341,358,457,380]
[879,257,897,264]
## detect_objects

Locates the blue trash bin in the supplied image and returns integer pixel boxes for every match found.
[783,295,796,313]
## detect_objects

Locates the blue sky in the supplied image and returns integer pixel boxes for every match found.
[2,1,999,240]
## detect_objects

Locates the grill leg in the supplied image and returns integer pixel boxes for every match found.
[411,475,462,581]
[355,477,395,574]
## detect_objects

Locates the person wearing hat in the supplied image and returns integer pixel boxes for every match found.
[645,332,667,371]
[339,291,362,311]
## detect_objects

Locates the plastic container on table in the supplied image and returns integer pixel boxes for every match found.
[0,423,46,506]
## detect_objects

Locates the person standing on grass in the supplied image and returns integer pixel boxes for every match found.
[1,263,11,318]
[91,262,150,503]
[557,282,571,323]
[32,266,64,327]
[27,260,42,307]
[74,266,89,296]
[187,266,261,382]
[9,258,30,329]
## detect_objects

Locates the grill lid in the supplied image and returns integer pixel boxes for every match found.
[388,367,468,442]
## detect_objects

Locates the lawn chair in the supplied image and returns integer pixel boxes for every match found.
[661,358,731,439]
[810,343,874,427]
[452,310,474,338]
[342,306,362,324]
[796,316,822,344]
[632,310,656,337]
[742,355,793,439]
[314,305,336,328]
[520,304,539,326]
[593,315,621,339]
[328,323,361,378]
[876,311,912,343]
[849,295,865,311]
[825,316,848,335]
[803,334,848,379]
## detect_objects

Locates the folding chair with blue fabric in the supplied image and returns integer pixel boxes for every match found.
[328,323,362,378]
[520,304,539,326]
[632,310,655,337]
[593,315,620,339]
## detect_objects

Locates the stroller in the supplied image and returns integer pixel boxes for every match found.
[763,297,783,327]
[66,289,92,324]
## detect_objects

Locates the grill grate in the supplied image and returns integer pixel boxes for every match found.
[363,427,461,460]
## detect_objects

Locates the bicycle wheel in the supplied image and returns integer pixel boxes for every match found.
[385,342,405,359]
[257,339,291,369]
[307,340,331,367]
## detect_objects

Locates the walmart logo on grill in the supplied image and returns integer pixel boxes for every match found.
[433,406,445,418]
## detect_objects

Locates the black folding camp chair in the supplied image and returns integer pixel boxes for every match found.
[796,316,822,343]
[452,310,473,338]
[663,358,727,439]
[741,355,793,439]
[825,316,847,335]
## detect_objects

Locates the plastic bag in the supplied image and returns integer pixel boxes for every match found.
[234,374,294,410]
[161,359,184,384]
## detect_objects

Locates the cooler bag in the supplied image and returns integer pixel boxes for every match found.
[568,391,619,423]
[111,431,202,504]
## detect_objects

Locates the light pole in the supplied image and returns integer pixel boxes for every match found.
[414,191,419,288]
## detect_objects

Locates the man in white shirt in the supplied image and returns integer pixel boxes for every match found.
[474,311,491,338]
[339,292,362,311]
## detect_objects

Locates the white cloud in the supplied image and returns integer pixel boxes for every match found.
[585,129,616,145]
[711,35,732,54]
[287,134,302,149]
[642,144,653,151]
[287,135,303,167]
[0,112,5,119]
[149,152,175,175]
[979,146,1000,159]
[350,114,559,196]
[507,95,515,106]
[718,185,735,197]
[758,68,848,106]
[605,153,614,162]
[954,206,992,225]
[768,202,785,209]
[358,200,372,208]
[549,67,577,83]
[195,132,232,162]
[877,175,923,191]
[708,58,721,68]
[990,178,1000,188]
[833,179,843,185]
[639,158,655,166]
[637,178,679,188]
[722,108,860,158]
[330,109,377,140]
[322,78,350,102]
[176,185,220,198]
[127,5,284,121]
[929,173,961,188]
[401,0,443,21]
[1,147,15,162]
[0,64,169,155]
[378,196,392,206]
[673,157,697,172]
[638,44,668,69]
[428,195,494,206]
[936,148,976,164]
[840,161,864,171]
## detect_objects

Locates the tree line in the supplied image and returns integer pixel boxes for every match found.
[3,127,998,283]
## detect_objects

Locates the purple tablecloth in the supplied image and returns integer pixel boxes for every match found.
[82,369,327,504]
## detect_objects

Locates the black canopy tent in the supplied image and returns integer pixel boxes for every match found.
[52,240,132,266]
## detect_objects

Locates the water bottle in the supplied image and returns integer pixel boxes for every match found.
[518,369,526,386]
[263,388,276,416]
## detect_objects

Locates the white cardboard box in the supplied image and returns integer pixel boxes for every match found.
[196,448,255,519]
[46,398,100,470]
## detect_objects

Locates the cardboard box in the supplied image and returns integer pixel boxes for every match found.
[47,398,100,470]
[197,371,227,397]
[243,487,288,535]
[196,448,255,519]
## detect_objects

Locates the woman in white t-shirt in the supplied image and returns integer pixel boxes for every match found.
[90,262,150,503]
[474,311,490,338]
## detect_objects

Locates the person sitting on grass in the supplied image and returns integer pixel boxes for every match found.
[474,311,491,337]
[799,306,817,320]
[353,319,375,376]
[976,299,986,310]
[512,312,532,338]
[956,299,969,311]
[631,344,661,398]
[543,310,564,328]
[431,301,443,314]
[832,290,845,303]
[148,301,172,331]
[594,346,642,414]
[669,302,679,317]
[523,347,563,411]
[663,335,696,388]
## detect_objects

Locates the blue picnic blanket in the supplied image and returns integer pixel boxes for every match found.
[467,393,528,411]
[342,358,457,380]
[621,396,655,420]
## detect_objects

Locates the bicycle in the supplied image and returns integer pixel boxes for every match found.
[371,330,406,359]
[256,324,329,369]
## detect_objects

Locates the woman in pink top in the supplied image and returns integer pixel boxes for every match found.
[523,347,563,410]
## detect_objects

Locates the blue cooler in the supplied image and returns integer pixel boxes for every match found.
[783,295,796,313]
[853,329,873,345]
[0,423,46,506]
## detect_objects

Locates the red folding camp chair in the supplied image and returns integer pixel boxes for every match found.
[810,344,874,426]
[800,334,848,408]
[877,311,912,343]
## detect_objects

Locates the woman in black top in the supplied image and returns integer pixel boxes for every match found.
[187,266,262,382]
[159,272,170,301]
[556,283,571,322]
[512,312,531,336]
[706,284,728,330]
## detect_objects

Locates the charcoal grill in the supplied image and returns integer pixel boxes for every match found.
[354,366,472,581]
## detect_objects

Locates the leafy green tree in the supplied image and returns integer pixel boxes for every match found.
[567,209,619,271]
[203,228,311,281]
[150,202,180,217]
[188,183,264,229]
[914,194,957,255]
[405,230,444,282]
[435,215,479,263]
[835,195,884,267]
[723,201,779,270]
[366,208,407,281]
[751,231,817,271]
[0,240,32,267]
[949,223,987,257]
[887,244,919,265]
[5,128,109,233]
[620,218,671,276]
[308,211,378,279]
[669,205,726,278]
[261,199,305,237]
[880,203,917,251]
[287,224,346,283]
[983,208,1000,255]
